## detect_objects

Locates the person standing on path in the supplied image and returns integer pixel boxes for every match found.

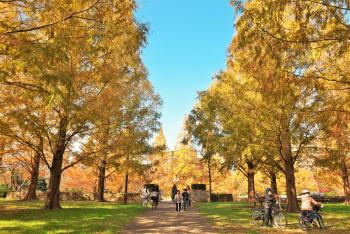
[175,190,182,213]
[171,184,177,203]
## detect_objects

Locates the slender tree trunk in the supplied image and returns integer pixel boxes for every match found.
[208,158,212,202]
[284,155,298,212]
[340,159,350,205]
[269,170,278,195]
[124,172,128,204]
[247,162,256,203]
[44,117,67,210]
[280,129,298,212]
[92,180,97,201]
[24,152,41,200]
[96,160,106,202]
[0,139,4,167]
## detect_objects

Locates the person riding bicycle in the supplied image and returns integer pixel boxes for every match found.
[150,188,159,207]
[264,188,278,227]
[301,189,322,222]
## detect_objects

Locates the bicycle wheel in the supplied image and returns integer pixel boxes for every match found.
[151,199,156,210]
[251,210,264,226]
[273,212,287,229]
[316,215,325,229]
[298,215,310,231]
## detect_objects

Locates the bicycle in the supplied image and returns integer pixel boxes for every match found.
[150,196,159,210]
[183,198,189,211]
[251,198,287,229]
[299,205,325,231]
[141,195,150,207]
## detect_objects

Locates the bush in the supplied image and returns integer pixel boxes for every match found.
[191,184,206,190]
[0,184,9,198]
[211,193,233,202]
[37,179,47,192]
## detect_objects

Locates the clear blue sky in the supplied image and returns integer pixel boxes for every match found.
[136,0,235,149]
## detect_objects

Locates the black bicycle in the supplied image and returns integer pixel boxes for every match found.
[299,205,325,231]
[183,198,190,211]
[251,199,287,229]
[151,196,158,210]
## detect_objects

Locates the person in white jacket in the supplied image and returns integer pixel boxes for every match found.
[300,190,322,222]
[174,190,182,213]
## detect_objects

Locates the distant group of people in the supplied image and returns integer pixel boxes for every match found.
[140,185,160,207]
[171,184,191,213]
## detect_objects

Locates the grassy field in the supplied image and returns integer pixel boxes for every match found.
[197,202,350,234]
[0,200,144,234]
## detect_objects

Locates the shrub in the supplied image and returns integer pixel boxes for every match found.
[191,184,206,190]
[211,193,233,202]
[37,179,47,192]
[0,184,9,198]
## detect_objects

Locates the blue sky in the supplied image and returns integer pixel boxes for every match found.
[136,0,235,149]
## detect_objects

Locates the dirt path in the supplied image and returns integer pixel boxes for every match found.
[121,201,217,234]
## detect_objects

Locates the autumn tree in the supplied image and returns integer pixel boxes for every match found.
[0,0,156,209]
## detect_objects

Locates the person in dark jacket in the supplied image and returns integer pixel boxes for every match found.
[171,184,177,203]
[264,188,278,226]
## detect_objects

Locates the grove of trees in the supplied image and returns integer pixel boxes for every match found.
[0,0,349,214]
[0,0,161,209]
[186,0,350,211]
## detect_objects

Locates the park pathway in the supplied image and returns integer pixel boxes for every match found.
[121,200,217,234]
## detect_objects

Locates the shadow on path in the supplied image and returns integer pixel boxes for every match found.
[122,201,217,234]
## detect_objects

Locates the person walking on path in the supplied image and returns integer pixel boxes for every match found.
[171,184,177,203]
[175,190,182,213]
[186,185,192,207]
[140,185,150,207]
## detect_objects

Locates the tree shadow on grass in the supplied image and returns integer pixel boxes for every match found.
[0,205,143,234]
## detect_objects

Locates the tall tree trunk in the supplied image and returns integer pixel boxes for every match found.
[24,152,41,200]
[44,116,67,210]
[96,160,106,202]
[269,170,278,195]
[247,161,256,203]
[0,138,4,167]
[340,159,350,205]
[124,172,128,204]
[281,129,298,212]
[284,155,298,212]
[92,179,97,201]
[208,158,212,202]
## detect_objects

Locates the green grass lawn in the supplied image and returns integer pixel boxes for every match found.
[0,199,144,234]
[197,202,350,234]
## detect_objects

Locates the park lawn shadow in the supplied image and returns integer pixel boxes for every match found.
[198,202,350,234]
[0,200,144,234]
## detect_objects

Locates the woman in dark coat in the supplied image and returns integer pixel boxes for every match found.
[171,184,177,203]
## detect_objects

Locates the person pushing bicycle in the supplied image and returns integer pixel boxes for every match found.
[140,185,150,206]
[264,188,279,227]
[182,188,190,210]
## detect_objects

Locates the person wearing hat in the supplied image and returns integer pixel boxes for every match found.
[301,189,322,222]
[264,188,278,227]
